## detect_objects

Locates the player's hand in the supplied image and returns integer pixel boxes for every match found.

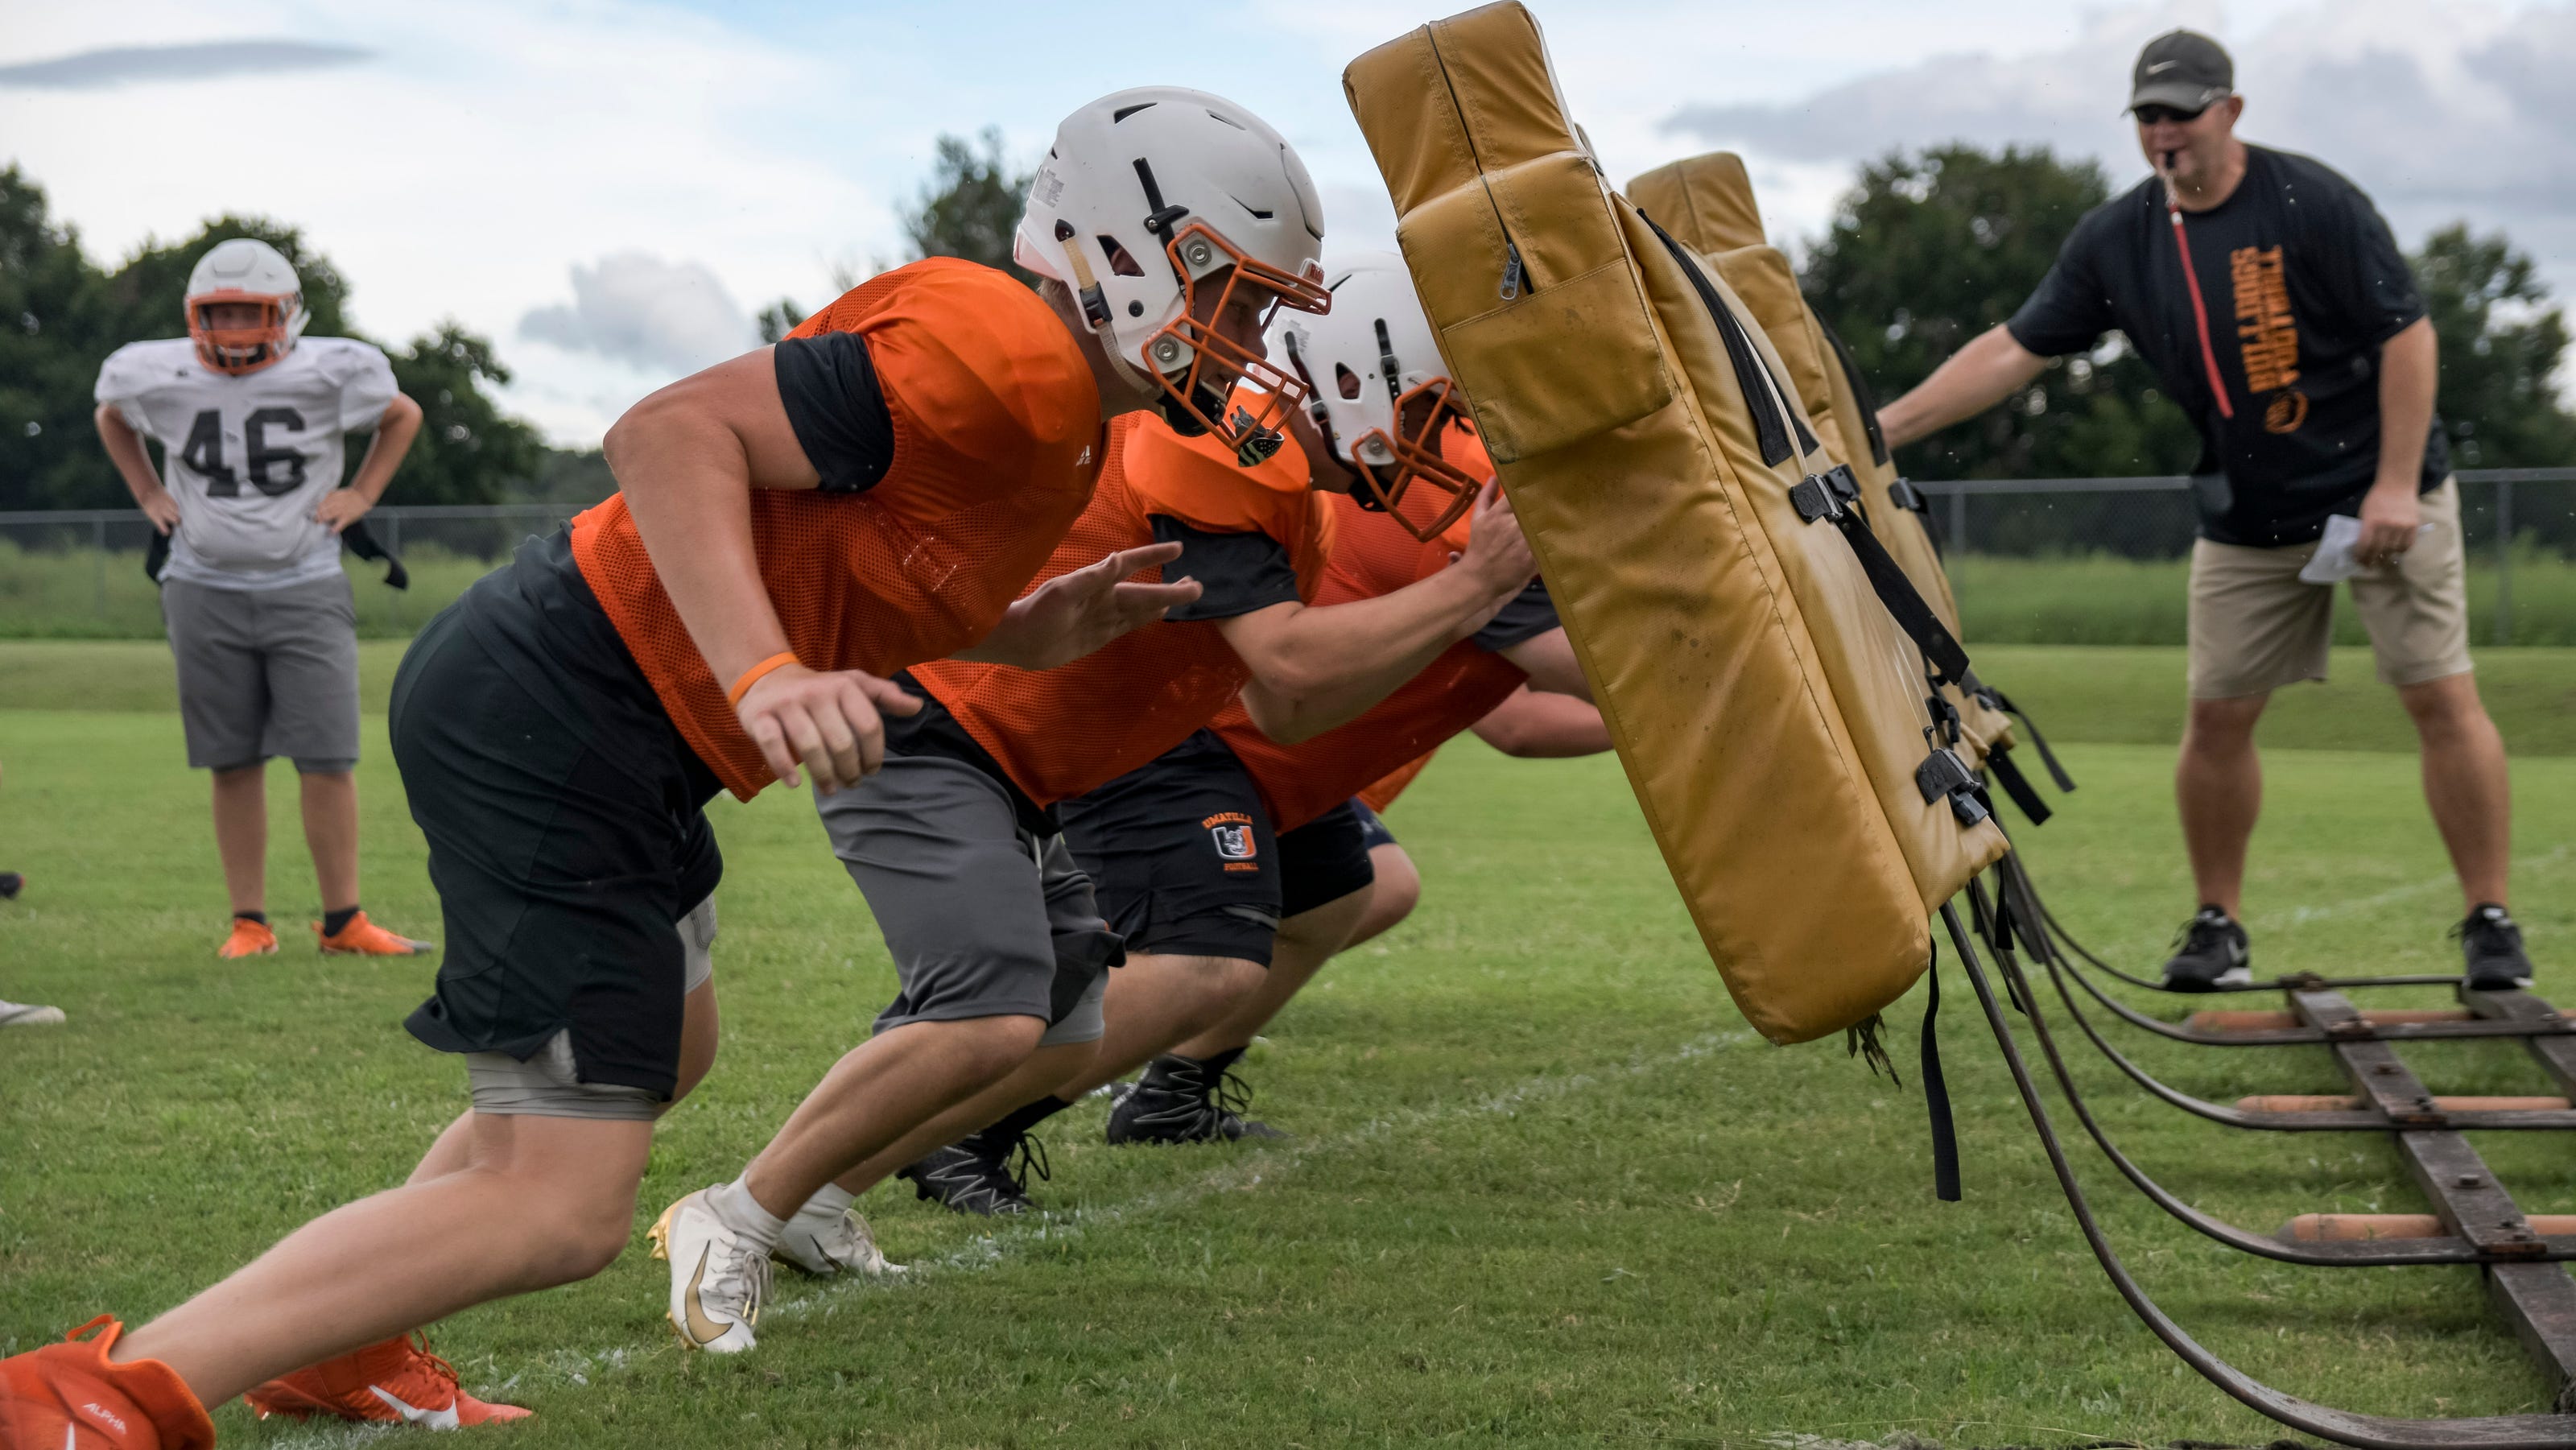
[1454,481,1537,595]
[139,490,181,536]
[2355,480,2421,568]
[956,542,1203,671]
[735,663,922,795]
[315,490,374,535]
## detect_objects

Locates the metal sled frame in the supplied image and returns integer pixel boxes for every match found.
[1943,853,2576,1445]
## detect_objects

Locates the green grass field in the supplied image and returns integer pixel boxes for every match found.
[3,652,2574,1447]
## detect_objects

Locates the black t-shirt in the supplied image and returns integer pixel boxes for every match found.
[1472,578,1558,652]
[773,331,897,494]
[1150,517,1304,621]
[2007,145,2446,546]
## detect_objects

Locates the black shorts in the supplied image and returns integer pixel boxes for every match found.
[393,528,723,1099]
[1278,799,1379,919]
[1352,799,1397,852]
[1060,730,1282,965]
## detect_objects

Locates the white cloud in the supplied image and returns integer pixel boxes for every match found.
[519,253,755,377]
[1662,0,2576,274]
[0,39,369,88]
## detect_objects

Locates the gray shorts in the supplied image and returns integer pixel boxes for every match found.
[464,894,716,1120]
[162,572,361,772]
[815,753,1121,1047]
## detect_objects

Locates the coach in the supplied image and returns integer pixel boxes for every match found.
[1877,29,2532,991]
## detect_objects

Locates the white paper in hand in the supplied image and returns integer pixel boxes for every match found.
[2299,514,2434,585]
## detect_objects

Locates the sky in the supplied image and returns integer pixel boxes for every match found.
[6,0,2570,447]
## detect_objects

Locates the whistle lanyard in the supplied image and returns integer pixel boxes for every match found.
[2166,199,2236,421]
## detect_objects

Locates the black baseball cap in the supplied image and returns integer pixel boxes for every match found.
[2127,29,2232,114]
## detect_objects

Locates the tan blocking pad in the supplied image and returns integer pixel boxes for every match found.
[1629,152,1765,252]
[1345,2,2005,1043]
[1707,242,2014,762]
[1642,147,2014,760]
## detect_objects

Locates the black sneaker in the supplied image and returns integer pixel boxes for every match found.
[893,1128,1051,1216]
[2161,906,2252,991]
[2456,903,2534,991]
[1106,1048,1289,1145]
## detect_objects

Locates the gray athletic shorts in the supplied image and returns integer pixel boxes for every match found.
[161,572,361,773]
[464,894,716,1120]
[815,753,1121,1047]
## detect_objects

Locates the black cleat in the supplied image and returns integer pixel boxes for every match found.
[894,1129,1051,1217]
[2161,906,2252,991]
[2457,903,2535,991]
[1106,1048,1290,1145]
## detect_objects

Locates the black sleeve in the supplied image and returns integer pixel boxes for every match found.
[1151,516,1302,621]
[772,331,896,494]
[2005,215,2119,359]
[1472,576,1559,652]
[2320,180,2427,345]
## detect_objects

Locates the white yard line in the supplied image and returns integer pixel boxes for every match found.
[2283,841,2568,926]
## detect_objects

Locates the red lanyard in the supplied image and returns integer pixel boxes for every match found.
[2167,199,2235,420]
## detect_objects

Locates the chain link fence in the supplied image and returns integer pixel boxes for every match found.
[1,474,2570,645]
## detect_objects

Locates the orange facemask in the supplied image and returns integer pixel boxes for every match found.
[1146,223,1331,465]
[187,291,296,375]
[1352,378,1484,543]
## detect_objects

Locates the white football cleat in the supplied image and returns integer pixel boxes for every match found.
[0,1000,64,1027]
[648,1188,770,1354]
[777,1200,908,1279]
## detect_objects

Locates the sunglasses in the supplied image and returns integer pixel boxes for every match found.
[2132,103,2207,126]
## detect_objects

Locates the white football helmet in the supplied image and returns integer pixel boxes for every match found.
[1271,253,1481,541]
[1016,87,1329,465]
[185,238,307,375]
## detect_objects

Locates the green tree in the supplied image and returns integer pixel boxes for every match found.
[2413,223,2576,473]
[1801,143,2202,499]
[380,324,547,506]
[0,165,122,510]
[902,127,1035,280]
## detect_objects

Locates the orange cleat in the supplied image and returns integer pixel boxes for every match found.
[0,1316,216,1449]
[313,911,434,956]
[243,1332,530,1428]
[217,918,278,959]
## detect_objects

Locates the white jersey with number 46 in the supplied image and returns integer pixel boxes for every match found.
[95,336,400,589]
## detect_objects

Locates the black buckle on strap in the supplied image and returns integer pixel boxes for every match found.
[1888,477,1927,512]
[1824,464,1862,504]
[1915,747,1992,828]
[1790,473,1843,523]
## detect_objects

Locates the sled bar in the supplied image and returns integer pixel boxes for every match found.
[2194,1008,2475,1032]
[2286,1216,2576,1243]
[2244,1096,2573,1114]
[1945,899,2576,1446]
[1968,874,2576,1267]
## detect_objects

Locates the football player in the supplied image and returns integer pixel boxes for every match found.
[652,143,1540,1339]
[0,89,1235,1447]
[93,238,432,961]
[827,255,1603,1204]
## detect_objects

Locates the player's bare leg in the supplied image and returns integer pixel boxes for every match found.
[114,1113,653,1408]
[1175,883,1378,1060]
[211,763,267,919]
[299,768,361,922]
[1055,953,1266,1100]
[739,1014,1046,1223]
[829,1039,1098,1196]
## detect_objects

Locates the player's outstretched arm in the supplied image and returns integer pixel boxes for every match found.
[94,405,180,535]
[316,394,424,534]
[1227,483,1537,746]
[1469,685,1612,758]
[604,349,919,794]
[1500,626,1591,702]
[951,542,1203,669]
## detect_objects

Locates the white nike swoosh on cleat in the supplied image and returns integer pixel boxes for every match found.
[367,1384,463,1429]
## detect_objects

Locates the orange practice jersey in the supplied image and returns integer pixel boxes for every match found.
[1213,424,1530,832]
[1358,752,1436,815]
[572,260,1103,800]
[910,410,1335,808]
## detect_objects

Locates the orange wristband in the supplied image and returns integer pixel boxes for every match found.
[725,651,800,708]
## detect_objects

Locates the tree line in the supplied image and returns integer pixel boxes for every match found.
[6,138,2572,543]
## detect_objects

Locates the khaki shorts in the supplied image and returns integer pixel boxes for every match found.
[2186,478,2473,700]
